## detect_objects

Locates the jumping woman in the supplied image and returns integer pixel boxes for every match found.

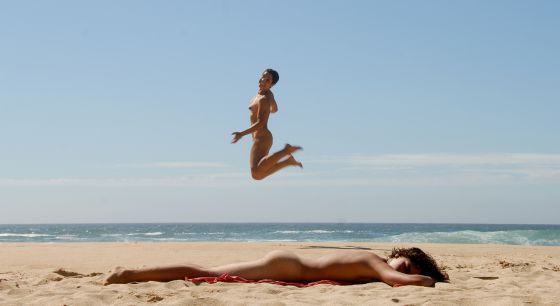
[231,69,303,180]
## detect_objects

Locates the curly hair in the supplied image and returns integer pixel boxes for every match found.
[388,247,448,282]
[263,68,279,85]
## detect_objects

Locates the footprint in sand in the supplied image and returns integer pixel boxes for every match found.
[498,260,534,272]
[542,265,560,272]
[35,268,103,286]
[133,293,164,303]
[0,279,15,290]
[146,293,164,303]
[498,260,531,269]
[53,268,102,278]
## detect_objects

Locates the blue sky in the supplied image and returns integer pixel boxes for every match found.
[1,1,559,223]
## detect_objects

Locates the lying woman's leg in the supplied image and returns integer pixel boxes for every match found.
[103,250,308,285]
[208,250,306,281]
[103,264,216,285]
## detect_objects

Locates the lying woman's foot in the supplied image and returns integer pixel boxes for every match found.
[284,144,303,154]
[103,266,132,285]
[286,155,303,168]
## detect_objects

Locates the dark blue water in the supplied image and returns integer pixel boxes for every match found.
[1,223,559,246]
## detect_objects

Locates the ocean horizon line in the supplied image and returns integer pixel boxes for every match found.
[2,223,559,246]
[2,222,559,226]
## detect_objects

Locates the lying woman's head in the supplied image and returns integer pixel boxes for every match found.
[388,247,448,282]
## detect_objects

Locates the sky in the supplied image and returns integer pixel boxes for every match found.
[1,1,559,224]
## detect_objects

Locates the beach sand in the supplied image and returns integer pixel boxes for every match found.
[1,242,559,305]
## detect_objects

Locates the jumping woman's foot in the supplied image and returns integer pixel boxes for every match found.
[284,144,303,154]
[286,155,303,168]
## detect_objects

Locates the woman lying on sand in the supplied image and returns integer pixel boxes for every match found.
[104,247,448,287]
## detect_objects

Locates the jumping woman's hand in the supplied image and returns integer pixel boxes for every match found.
[231,132,243,144]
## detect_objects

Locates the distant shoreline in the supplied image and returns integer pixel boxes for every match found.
[1,223,559,245]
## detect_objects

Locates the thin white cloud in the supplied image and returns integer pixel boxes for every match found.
[0,172,250,188]
[263,171,560,188]
[291,153,560,187]
[1,169,559,188]
[310,153,560,167]
[121,161,228,169]
[2,154,560,188]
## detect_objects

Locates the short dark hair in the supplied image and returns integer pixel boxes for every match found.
[263,68,279,85]
[388,247,448,282]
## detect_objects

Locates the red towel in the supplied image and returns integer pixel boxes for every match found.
[187,273,347,288]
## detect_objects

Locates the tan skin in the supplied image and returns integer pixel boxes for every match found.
[231,71,303,180]
[104,250,436,287]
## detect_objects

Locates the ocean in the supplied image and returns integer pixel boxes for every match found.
[1,223,559,246]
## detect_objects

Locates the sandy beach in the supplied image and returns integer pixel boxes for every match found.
[1,242,559,305]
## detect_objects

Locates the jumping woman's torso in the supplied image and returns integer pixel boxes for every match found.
[249,94,272,139]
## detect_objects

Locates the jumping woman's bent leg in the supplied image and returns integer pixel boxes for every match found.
[256,155,303,180]
[250,129,303,180]
[249,134,273,180]
[256,144,302,172]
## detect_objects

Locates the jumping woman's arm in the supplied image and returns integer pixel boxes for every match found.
[231,97,271,143]
[269,93,278,113]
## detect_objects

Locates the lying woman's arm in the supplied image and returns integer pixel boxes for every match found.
[379,268,436,287]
